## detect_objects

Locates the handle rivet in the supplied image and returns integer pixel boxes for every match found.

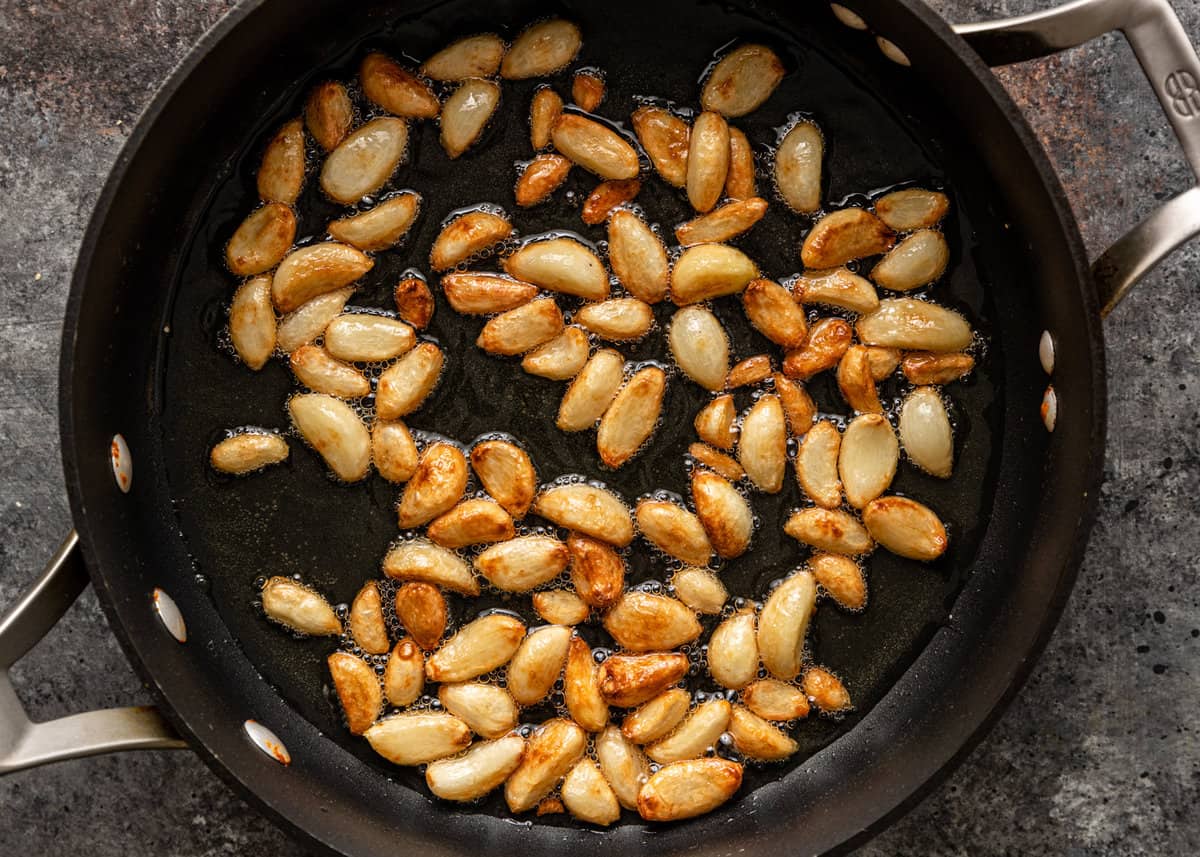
[151,588,187,643]
[830,4,867,30]
[876,36,911,67]
[244,720,291,765]
[110,434,132,494]
[1038,330,1055,375]
[1041,386,1058,432]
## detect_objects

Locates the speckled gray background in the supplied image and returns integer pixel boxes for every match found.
[1,0,1197,854]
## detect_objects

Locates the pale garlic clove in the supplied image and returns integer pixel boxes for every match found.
[210,431,288,475]
[426,735,526,802]
[439,682,520,739]
[775,121,823,214]
[226,203,296,277]
[597,366,667,468]
[670,567,728,615]
[504,718,587,813]
[328,652,383,735]
[257,118,305,205]
[325,313,415,363]
[384,638,425,706]
[595,725,650,811]
[581,178,641,225]
[802,667,852,713]
[603,592,701,652]
[839,414,899,509]
[565,636,609,733]
[349,581,390,655]
[689,442,745,482]
[475,535,569,591]
[515,153,572,207]
[441,78,501,159]
[801,208,896,269]
[669,305,730,390]
[372,419,419,483]
[365,712,472,766]
[875,188,950,232]
[866,345,903,381]
[608,209,670,304]
[532,590,590,626]
[728,706,798,761]
[328,193,421,252]
[811,553,867,611]
[507,624,571,705]
[500,19,582,79]
[577,298,654,341]
[567,533,626,609]
[901,350,975,385]
[862,496,949,561]
[397,442,469,528]
[782,317,852,380]
[871,229,949,291]
[783,508,874,556]
[694,394,737,449]
[289,345,371,399]
[899,386,954,478]
[556,349,625,431]
[725,127,757,200]
[701,43,784,116]
[430,210,513,271]
[708,609,759,690]
[228,275,278,370]
[631,105,689,187]
[477,297,565,356]
[637,758,743,822]
[360,52,440,118]
[271,243,373,313]
[533,483,634,546]
[645,699,732,764]
[635,499,713,566]
[775,373,817,437]
[856,298,973,352]
[742,678,810,721]
[598,653,689,707]
[676,197,768,245]
[691,469,752,559]
[276,288,352,353]
[795,420,842,508]
[738,394,787,493]
[382,538,479,595]
[288,393,371,481]
[622,688,692,745]
[727,354,773,389]
[757,570,817,680]
[442,272,537,314]
[686,111,730,213]
[376,342,444,420]
[551,113,640,180]
[503,236,610,300]
[836,344,883,414]
[530,87,564,150]
[426,613,526,683]
[320,117,410,205]
[421,33,506,81]
[470,439,537,518]
[305,81,354,152]
[521,325,590,380]
[261,576,341,636]
[742,277,808,349]
[428,498,515,549]
[394,582,447,650]
[561,758,620,826]
[572,70,605,112]
[794,267,880,314]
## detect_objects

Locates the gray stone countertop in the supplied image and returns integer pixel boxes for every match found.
[1,1,1197,854]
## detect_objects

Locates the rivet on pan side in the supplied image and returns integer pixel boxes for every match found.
[1039,330,1055,375]
[152,588,187,643]
[110,434,132,493]
[876,36,911,67]
[1041,386,1058,432]
[830,3,868,30]
[244,720,292,765]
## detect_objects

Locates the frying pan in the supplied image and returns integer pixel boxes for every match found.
[3,0,1198,853]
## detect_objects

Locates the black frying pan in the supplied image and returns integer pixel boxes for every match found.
[2,0,1198,854]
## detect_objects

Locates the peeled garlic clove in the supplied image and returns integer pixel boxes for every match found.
[795,420,842,508]
[862,496,949,561]
[839,414,899,508]
[676,197,768,245]
[521,325,590,380]
[602,592,701,653]
[371,420,419,484]
[261,577,341,635]
[875,188,950,231]
[608,209,670,304]
[394,582,447,650]
[557,349,625,432]
[439,682,519,739]
[325,313,415,363]
[669,306,730,391]
[742,678,810,721]
[671,243,758,305]
[382,538,479,595]
[257,118,305,205]
[794,267,880,314]
[801,208,896,269]
[783,508,874,556]
[442,272,537,314]
[686,111,730,213]
[226,203,296,276]
[532,590,590,626]
[551,113,639,180]
[376,342,444,420]
[567,533,627,609]
[530,87,564,150]
[803,667,852,713]
[441,78,501,158]
[727,354,772,389]
[670,567,728,615]
[738,394,786,493]
[581,178,641,225]
[595,725,649,810]
[328,193,421,252]
[631,105,689,188]
[775,373,817,437]
[742,277,808,349]
[728,707,797,761]
[501,19,582,79]
[478,297,564,356]
[836,344,883,414]
[288,393,371,481]
[289,345,371,399]
[430,210,512,271]
[475,535,569,591]
[507,624,571,705]
[866,345,902,380]
[725,127,757,200]
[756,570,817,680]
[574,70,607,111]
[515,153,572,207]
[350,581,390,655]
[210,431,288,475]
[899,386,954,478]
[470,439,537,518]
[503,236,610,300]
[366,712,472,766]
[775,121,823,214]
[598,652,690,707]
[871,229,949,291]
[384,638,425,706]
[305,81,354,152]
[565,636,609,733]
[271,243,373,313]
[856,298,973,351]
[577,298,654,341]
[360,52,440,118]
[688,442,744,482]
[426,735,525,802]
[561,758,620,826]
[535,483,634,547]
[397,442,468,528]
[229,275,277,370]
[691,469,752,559]
[811,552,867,611]
[637,758,743,822]
[421,33,506,81]
[427,613,526,683]
[635,499,712,566]
[782,316,852,380]
[504,718,587,813]
[701,43,785,117]
[276,288,352,353]
[693,394,736,449]
[428,498,515,549]
[707,609,758,690]
[901,350,975,385]
[621,688,691,745]
[646,699,731,764]
[328,652,383,735]
[597,367,667,468]
[320,116,409,205]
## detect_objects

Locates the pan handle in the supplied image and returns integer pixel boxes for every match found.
[954,0,1200,316]
[0,531,186,774]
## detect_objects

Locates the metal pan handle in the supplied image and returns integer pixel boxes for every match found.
[0,531,185,773]
[955,0,1200,316]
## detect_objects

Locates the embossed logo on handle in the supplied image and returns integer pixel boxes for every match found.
[1165,70,1200,118]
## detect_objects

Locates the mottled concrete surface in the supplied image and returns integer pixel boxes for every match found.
[0,0,1197,854]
